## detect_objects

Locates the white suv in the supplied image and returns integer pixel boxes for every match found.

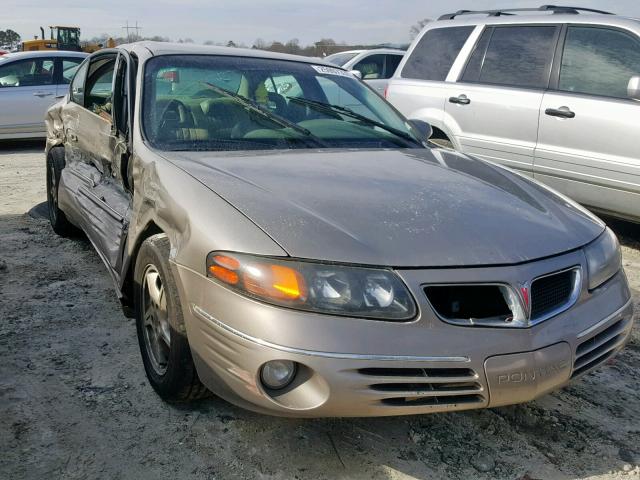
[386,5,640,223]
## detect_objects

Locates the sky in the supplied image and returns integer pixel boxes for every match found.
[4,0,640,46]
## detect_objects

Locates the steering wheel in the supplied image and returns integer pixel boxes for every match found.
[158,99,188,132]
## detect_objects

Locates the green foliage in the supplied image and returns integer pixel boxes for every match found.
[0,29,21,46]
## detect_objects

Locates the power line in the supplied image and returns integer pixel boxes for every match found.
[122,21,142,43]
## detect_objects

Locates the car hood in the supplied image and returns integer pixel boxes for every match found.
[167,148,604,267]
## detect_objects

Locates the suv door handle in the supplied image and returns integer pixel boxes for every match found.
[33,91,53,97]
[449,95,470,105]
[545,107,575,119]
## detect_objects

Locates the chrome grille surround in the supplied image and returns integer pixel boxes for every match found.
[423,266,582,328]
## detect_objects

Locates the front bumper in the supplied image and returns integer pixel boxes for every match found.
[175,249,634,417]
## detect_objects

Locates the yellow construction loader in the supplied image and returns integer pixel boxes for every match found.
[21,26,115,52]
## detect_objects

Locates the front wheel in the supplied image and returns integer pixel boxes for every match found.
[46,147,79,236]
[134,234,210,402]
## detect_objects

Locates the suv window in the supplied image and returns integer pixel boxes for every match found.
[384,54,403,78]
[559,26,640,99]
[401,27,474,81]
[0,58,55,87]
[462,26,558,89]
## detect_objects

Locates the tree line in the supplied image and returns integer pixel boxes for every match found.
[84,17,431,55]
[0,29,21,47]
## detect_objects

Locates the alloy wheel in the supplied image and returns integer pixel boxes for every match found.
[141,265,171,375]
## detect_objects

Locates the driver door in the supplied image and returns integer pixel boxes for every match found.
[61,50,133,279]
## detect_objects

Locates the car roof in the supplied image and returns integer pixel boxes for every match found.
[426,11,640,30]
[0,50,88,61]
[122,41,342,68]
[327,50,365,56]
[328,48,404,56]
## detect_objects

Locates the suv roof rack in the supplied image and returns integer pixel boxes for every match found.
[438,5,614,20]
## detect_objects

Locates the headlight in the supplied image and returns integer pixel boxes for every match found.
[206,252,416,320]
[584,228,621,290]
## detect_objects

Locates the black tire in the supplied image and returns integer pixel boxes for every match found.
[46,147,79,236]
[134,234,210,402]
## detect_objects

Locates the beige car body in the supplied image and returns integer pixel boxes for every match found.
[45,42,634,417]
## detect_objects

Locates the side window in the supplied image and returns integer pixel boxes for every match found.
[60,58,84,85]
[384,54,403,79]
[0,58,55,87]
[559,26,640,99]
[401,27,474,81]
[462,26,558,89]
[353,54,385,80]
[85,57,116,120]
[265,74,302,97]
[70,60,89,104]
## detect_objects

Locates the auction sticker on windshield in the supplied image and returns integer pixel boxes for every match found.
[311,65,352,77]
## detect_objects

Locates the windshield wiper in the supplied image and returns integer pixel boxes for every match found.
[287,97,423,147]
[202,82,327,147]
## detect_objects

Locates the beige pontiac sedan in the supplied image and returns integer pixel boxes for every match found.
[45,42,633,417]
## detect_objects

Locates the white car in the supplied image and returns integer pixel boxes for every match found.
[325,49,404,94]
[0,50,87,139]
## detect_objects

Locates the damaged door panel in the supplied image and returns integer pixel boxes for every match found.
[58,50,133,280]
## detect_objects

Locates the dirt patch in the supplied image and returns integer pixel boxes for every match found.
[1,142,639,480]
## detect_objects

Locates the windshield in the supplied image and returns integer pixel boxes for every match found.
[142,55,422,152]
[324,52,360,67]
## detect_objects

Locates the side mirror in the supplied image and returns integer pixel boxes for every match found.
[628,76,640,101]
[408,119,433,142]
[349,70,362,79]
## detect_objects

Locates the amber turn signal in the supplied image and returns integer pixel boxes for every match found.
[207,253,307,303]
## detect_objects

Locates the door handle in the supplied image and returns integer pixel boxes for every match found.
[449,94,470,105]
[55,94,66,99]
[33,91,53,97]
[545,107,575,119]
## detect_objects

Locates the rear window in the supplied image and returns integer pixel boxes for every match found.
[461,26,558,89]
[401,26,474,81]
[325,52,359,67]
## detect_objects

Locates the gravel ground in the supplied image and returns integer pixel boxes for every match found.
[1,140,639,480]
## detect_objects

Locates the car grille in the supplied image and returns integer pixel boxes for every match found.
[358,367,485,407]
[424,267,579,326]
[530,269,577,320]
[572,317,632,378]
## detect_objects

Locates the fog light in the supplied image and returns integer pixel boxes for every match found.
[260,360,297,390]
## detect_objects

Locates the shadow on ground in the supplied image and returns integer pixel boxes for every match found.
[0,139,44,155]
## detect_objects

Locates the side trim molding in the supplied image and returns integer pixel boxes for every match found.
[191,304,470,363]
[577,298,633,339]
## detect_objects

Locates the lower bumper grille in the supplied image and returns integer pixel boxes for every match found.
[358,367,485,407]
[572,317,631,378]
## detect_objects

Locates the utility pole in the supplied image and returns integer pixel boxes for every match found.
[122,21,142,43]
